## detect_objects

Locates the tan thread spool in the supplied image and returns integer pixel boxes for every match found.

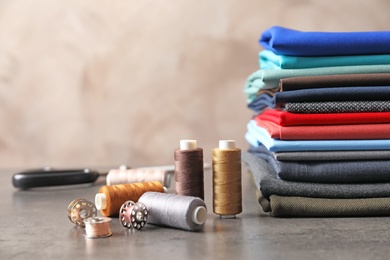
[212,140,242,218]
[95,181,164,217]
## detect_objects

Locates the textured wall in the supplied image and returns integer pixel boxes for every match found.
[0,0,389,168]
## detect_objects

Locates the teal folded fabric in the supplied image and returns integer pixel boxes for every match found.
[244,64,390,104]
[246,120,390,152]
[259,50,390,70]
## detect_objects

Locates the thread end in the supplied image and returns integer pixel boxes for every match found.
[220,214,236,219]
[95,193,107,210]
[219,140,236,149]
[180,140,197,150]
[192,206,207,225]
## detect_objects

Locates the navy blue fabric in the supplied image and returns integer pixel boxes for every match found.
[260,26,390,57]
[275,86,390,106]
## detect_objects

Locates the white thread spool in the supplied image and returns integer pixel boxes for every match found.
[106,168,169,187]
[138,192,207,231]
[84,217,112,238]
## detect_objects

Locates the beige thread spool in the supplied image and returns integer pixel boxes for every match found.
[84,217,112,238]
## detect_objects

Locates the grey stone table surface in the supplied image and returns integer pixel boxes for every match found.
[2,166,390,260]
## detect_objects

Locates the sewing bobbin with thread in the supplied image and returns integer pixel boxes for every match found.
[174,140,204,200]
[119,200,148,230]
[67,198,97,227]
[139,191,207,231]
[95,181,165,217]
[212,140,242,218]
[84,216,112,239]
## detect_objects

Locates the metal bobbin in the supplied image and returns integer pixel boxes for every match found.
[67,198,97,227]
[84,216,112,238]
[119,200,148,230]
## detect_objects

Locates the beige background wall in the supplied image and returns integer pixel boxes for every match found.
[0,0,389,169]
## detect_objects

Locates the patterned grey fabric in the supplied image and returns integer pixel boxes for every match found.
[285,101,390,113]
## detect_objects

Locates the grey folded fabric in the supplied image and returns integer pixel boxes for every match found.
[243,151,390,199]
[261,194,390,217]
[276,159,390,183]
[250,147,390,183]
[275,150,390,161]
[285,101,390,113]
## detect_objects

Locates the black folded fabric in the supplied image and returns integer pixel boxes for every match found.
[243,151,390,199]
[285,101,390,113]
[260,194,390,217]
[279,73,390,91]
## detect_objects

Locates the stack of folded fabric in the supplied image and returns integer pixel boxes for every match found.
[243,26,390,217]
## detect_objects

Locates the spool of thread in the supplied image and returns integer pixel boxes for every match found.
[174,140,204,200]
[212,140,242,218]
[84,217,112,238]
[119,200,148,230]
[139,192,207,231]
[95,181,164,217]
[67,198,97,227]
[106,168,169,187]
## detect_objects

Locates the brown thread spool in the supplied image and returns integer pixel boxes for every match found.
[174,140,204,200]
[212,140,242,218]
[95,181,164,217]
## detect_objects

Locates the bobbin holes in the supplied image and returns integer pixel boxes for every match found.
[67,198,98,227]
[119,201,148,230]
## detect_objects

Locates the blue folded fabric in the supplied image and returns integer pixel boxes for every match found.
[259,50,390,70]
[248,86,390,112]
[244,65,390,103]
[246,120,390,152]
[259,26,390,56]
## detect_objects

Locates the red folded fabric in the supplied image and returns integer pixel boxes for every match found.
[258,109,390,126]
[255,117,390,140]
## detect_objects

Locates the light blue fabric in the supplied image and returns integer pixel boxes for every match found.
[259,50,390,70]
[244,65,390,104]
[246,120,390,152]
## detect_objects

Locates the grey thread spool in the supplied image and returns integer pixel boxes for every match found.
[138,192,207,231]
[174,140,204,200]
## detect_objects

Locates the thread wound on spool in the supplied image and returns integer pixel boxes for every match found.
[174,145,204,200]
[106,168,167,186]
[212,144,242,216]
[97,181,164,217]
[139,192,207,231]
[84,217,112,238]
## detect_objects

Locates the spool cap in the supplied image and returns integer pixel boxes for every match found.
[95,193,107,210]
[192,206,207,225]
[180,140,197,150]
[219,140,236,150]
